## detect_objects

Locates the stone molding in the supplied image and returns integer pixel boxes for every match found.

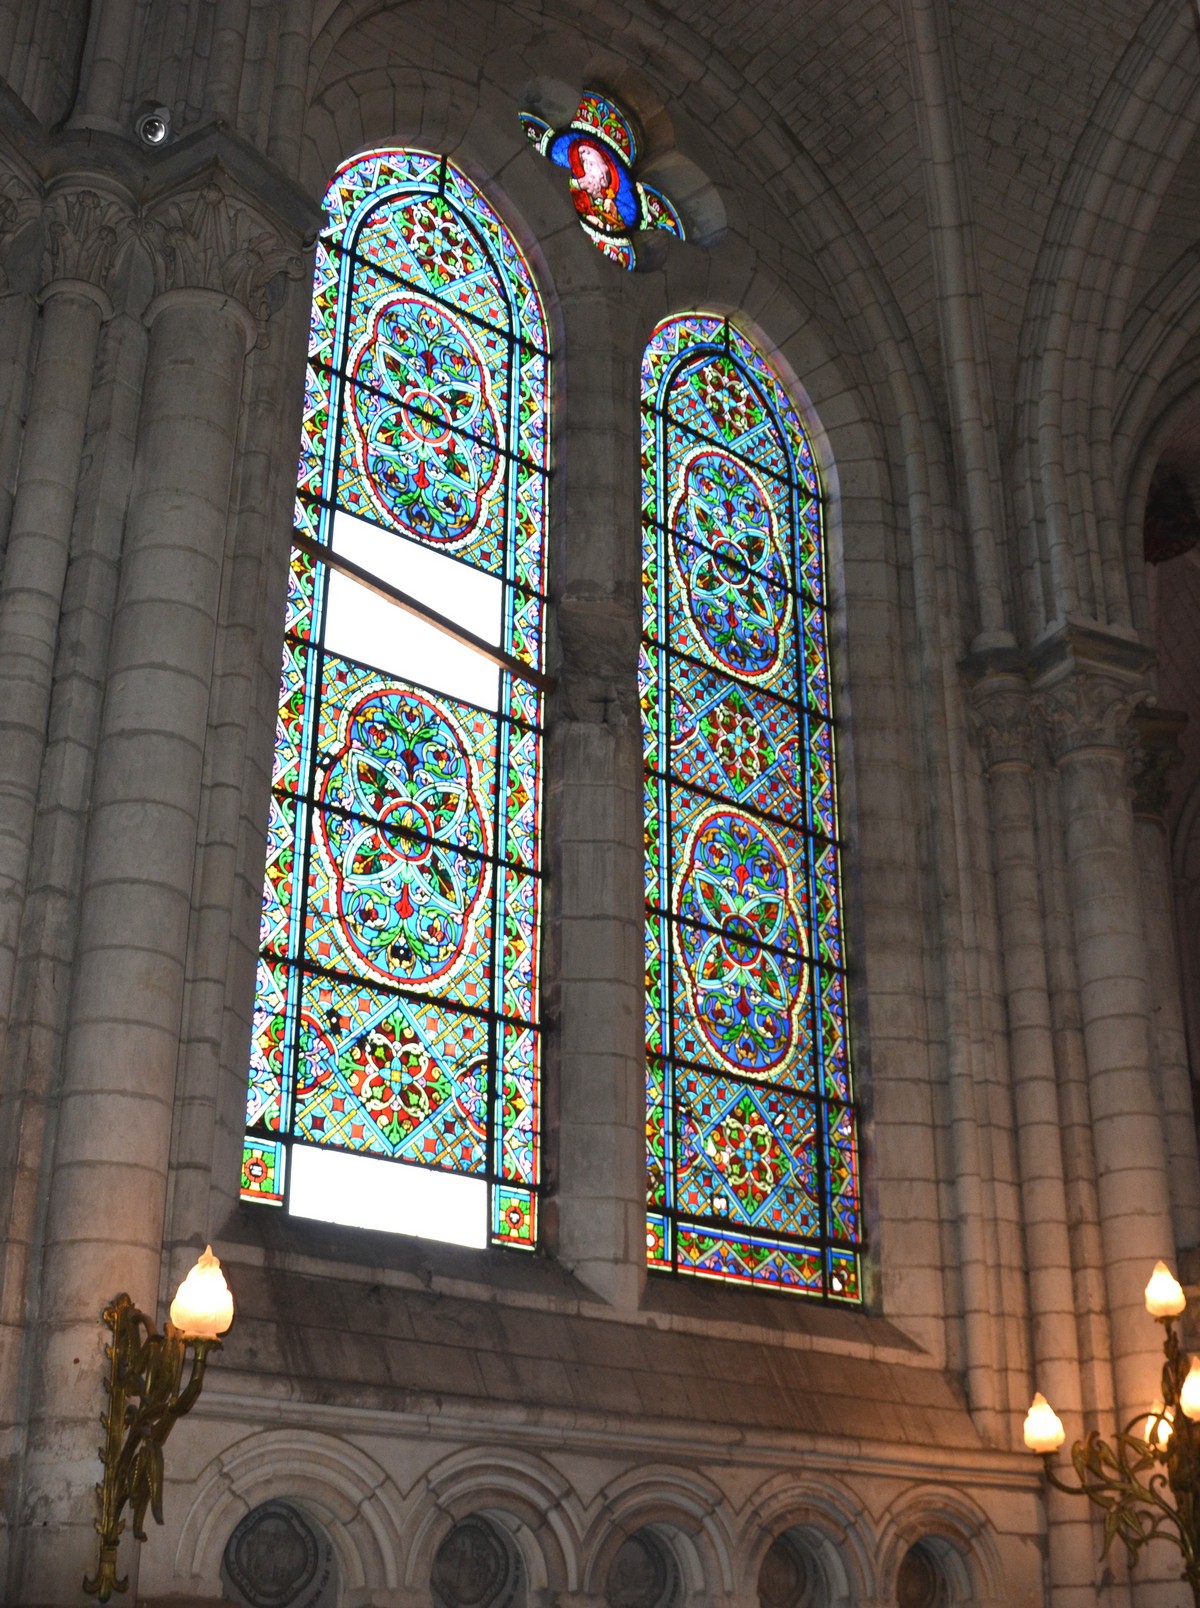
[968,675,1036,772]
[0,150,309,342]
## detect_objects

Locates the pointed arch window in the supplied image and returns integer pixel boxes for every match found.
[240,149,549,1252]
[641,315,861,1299]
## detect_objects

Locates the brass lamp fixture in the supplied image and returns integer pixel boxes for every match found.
[83,1246,235,1602]
[1024,1260,1200,1604]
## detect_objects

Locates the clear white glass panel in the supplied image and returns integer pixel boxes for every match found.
[325,511,502,708]
[289,1142,488,1247]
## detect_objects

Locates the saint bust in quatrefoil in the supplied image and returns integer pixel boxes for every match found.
[520,92,685,270]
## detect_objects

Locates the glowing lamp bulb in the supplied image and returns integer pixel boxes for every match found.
[169,1245,234,1341]
[1180,1358,1200,1422]
[1145,1402,1173,1449]
[1023,1393,1066,1454]
[1145,1261,1187,1319]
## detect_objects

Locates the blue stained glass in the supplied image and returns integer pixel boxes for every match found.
[519,92,685,271]
[642,314,861,1300]
[243,149,548,1250]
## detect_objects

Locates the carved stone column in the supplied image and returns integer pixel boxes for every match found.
[1038,665,1175,1436]
[0,185,123,1052]
[0,180,127,1594]
[971,672,1098,1604]
[10,182,299,1606]
[1130,706,1200,1252]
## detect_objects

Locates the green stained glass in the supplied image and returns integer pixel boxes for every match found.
[641,314,861,1300]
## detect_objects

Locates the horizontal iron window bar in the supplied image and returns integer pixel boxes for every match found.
[260,948,540,1034]
[270,783,544,881]
[328,237,551,360]
[291,530,554,693]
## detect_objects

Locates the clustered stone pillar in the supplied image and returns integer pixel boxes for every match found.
[1130,709,1200,1254]
[12,224,260,1603]
[971,673,1099,1604]
[0,190,119,1049]
[1039,665,1178,1607]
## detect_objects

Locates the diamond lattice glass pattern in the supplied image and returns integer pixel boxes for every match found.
[243,149,548,1249]
[642,314,860,1300]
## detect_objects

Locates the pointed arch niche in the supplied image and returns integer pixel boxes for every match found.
[641,314,861,1300]
[240,148,550,1253]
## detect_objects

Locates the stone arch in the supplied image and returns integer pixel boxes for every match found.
[875,1488,1004,1607]
[173,1428,403,1595]
[401,1446,582,1598]
[736,1472,876,1606]
[581,1466,738,1604]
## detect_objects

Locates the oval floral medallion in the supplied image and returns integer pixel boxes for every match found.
[668,448,792,679]
[315,688,490,987]
[346,291,502,545]
[674,809,807,1074]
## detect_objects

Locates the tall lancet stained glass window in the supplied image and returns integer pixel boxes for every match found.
[642,316,860,1300]
[241,149,549,1252]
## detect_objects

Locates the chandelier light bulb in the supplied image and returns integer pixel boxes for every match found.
[1180,1358,1200,1422]
[1144,1401,1173,1449]
[1023,1392,1066,1453]
[169,1246,235,1341]
[1145,1260,1187,1319]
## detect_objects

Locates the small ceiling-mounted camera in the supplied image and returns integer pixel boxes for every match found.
[134,106,172,148]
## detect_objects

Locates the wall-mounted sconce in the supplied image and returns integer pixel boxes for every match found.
[1025,1260,1200,1603]
[83,1246,235,1602]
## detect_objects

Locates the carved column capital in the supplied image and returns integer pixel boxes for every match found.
[41,185,131,310]
[969,673,1036,771]
[1129,706,1187,820]
[142,182,307,346]
[1035,671,1144,768]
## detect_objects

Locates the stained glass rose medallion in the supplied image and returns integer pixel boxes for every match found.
[346,292,501,546]
[314,689,490,987]
[674,809,807,1074]
[669,449,791,679]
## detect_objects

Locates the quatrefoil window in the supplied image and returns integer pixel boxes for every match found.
[520,92,685,270]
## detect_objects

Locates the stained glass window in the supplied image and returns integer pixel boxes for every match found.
[641,315,861,1300]
[519,92,684,271]
[241,149,548,1252]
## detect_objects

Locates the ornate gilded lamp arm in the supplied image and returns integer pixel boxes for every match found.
[83,1249,234,1603]
[1026,1278,1200,1608]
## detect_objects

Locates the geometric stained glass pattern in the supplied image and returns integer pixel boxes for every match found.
[519,92,684,271]
[243,148,549,1250]
[641,314,861,1300]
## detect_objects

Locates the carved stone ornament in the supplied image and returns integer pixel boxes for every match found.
[606,1531,679,1608]
[1130,707,1187,819]
[969,676,1037,771]
[432,1516,524,1608]
[43,186,129,291]
[1035,673,1144,767]
[0,158,41,290]
[144,182,305,339]
[221,1500,338,1608]
[757,1533,815,1608]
